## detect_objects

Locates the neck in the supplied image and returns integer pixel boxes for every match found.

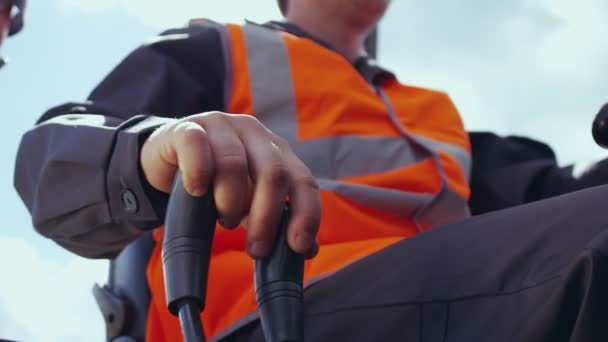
[286,15,369,62]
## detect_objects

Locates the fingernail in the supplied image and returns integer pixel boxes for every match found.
[305,241,320,259]
[248,241,268,258]
[295,232,315,252]
[190,188,204,197]
[219,217,239,229]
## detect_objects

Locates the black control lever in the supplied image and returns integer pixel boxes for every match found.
[162,172,305,342]
[255,205,305,342]
[162,172,216,342]
[591,103,608,148]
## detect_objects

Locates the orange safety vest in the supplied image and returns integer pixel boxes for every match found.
[145,20,472,342]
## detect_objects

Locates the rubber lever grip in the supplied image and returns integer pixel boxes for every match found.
[592,103,608,148]
[254,204,305,342]
[162,172,217,316]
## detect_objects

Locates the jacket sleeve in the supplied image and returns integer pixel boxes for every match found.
[14,25,225,258]
[468,132,608,215]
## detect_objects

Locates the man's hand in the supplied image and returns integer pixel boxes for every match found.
[141,111,321,259]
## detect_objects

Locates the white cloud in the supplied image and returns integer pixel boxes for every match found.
[56,0,120,15]
[380,0,608,164]
[535,0,608,76]
[56,0,283,29]
[0,238,108,342]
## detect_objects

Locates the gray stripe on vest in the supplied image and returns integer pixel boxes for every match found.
[317,179,434,219]
[414,135,471,179]
[296,135,469,181]
[242,22,470,224]
[293,136,428,179]
[243,23,298,141]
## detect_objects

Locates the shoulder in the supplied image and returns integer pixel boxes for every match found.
[469,131,556,163]
[140,19,226,56]
[130,18,230,86]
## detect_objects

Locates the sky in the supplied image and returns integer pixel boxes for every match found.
[0,0,607,341]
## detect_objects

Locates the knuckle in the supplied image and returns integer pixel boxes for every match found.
[180,133,207,152]
[189,111,227,124]
[174,119,199,130]
[202,110,226,119]
[174,121,205,140]
[271,135,290,149]
[234,113,262,127]
[262,163,290,187]
[216,153,248,172]
[294,174,320,191]
[146,124,168,142]
[182,128,205,143]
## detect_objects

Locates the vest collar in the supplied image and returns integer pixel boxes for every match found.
[262,20,395,84]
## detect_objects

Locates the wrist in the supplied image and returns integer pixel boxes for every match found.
[106,115,175,229]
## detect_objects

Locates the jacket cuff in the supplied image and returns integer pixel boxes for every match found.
[107,115,176,229]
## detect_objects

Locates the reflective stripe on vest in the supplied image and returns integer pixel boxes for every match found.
[241,23,471,228]
[145,20,473,342]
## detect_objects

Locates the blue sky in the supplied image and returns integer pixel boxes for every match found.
[0,0,607,341]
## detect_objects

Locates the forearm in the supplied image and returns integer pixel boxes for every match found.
[14,112,174,258]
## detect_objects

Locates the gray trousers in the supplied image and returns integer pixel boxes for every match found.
[230,185,608,341]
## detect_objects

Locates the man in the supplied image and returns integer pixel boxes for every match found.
[13,0,608,341]
[0,0,26,67]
